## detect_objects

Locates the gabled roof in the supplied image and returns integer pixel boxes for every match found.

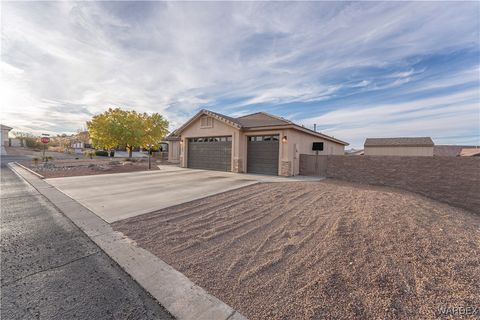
[165,109,241,140]
[460,148,480,157]
[346,149,364,155]
[365,137,434,147]
[169,109,349,145]
[434,145,478,157]
[236,112,292,128]
[1,124,13,131]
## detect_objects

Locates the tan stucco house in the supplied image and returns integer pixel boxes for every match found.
[165,109,348,176]
[1,124,13,147]
[364,137,434,156]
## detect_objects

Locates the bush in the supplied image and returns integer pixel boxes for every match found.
[25,137,42,149]
[84,151,95,159]
[48,146,65,153]
[95,150,109,157]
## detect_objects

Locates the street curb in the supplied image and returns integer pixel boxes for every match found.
[7,162,247,320]
[14,161,45,179]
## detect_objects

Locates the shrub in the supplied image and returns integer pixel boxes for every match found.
[84,151,95,159]
[25,137,42,149]
[48,146,65,153]
[95,150,109,157]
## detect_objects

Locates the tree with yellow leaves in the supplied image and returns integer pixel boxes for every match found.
[87,108,169,158]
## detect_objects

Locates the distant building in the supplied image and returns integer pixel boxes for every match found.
[345,149,364,156]
[364,137,434,156]
[434,145,479,157]
[459,148,480,157]
[71,140,85,154]
[1,124,13,147]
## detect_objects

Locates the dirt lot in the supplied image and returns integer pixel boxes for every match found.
[18,158,159,178]
[113,180,480,320]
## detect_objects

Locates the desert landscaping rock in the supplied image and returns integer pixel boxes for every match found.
[18,158,159,178]
[114,180,480,320]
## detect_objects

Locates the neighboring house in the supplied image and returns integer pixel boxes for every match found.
[70,131,92,153]
[166,109,348,176]
[1,124,13,147]
[71,141,85,154]
[346,149,364,156]
[364,137,434,156]
[434,145,478,157]
[459,148,480,157]
[9,138,25,147]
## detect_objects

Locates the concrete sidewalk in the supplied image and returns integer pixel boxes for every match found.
[7,162,247,320]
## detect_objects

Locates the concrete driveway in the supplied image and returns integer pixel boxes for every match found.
[45,167,318,223]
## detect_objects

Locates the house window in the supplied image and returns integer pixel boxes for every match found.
[200,116,213,128]
[248,135,279,142]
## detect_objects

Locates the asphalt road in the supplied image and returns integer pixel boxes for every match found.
[0,155,174,320]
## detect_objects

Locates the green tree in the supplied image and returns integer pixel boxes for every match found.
[86,108,169,158]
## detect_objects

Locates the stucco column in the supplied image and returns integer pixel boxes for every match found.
[180,139,186,168]
[232,131,243,173]
[279,130,293,177]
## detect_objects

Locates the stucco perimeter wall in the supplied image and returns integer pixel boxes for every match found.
[299,155,480,214]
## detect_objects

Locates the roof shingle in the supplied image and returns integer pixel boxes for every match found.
[236,112,291,128]
[364,137,434,147]
[169,109,348,145]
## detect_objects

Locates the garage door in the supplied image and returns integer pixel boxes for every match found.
[247,135,279,175]
[187,136,232,171]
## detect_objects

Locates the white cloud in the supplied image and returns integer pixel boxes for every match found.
[304,88,480,148]
[0,1,479,143]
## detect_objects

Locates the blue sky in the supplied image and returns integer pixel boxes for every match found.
[1,1,479,148]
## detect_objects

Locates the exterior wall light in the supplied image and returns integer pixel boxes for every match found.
[282,136,288,143]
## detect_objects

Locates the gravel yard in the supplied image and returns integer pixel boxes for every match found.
[113,180,480,320]
[18,158,159,178]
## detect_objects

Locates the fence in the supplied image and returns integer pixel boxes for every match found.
[299,154,480,214]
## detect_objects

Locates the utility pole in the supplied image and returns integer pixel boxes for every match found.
[147,145,152,170]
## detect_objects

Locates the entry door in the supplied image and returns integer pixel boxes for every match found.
[247,135,279,175]
[187,136,232,171]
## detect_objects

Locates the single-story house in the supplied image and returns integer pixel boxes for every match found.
[434,145,479,157]
[165,109,348,176]
[364,137,434,156]
[71,141,85,154]
[459,148,480,157]
[1,124,13,147]
[346,149,364,156]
